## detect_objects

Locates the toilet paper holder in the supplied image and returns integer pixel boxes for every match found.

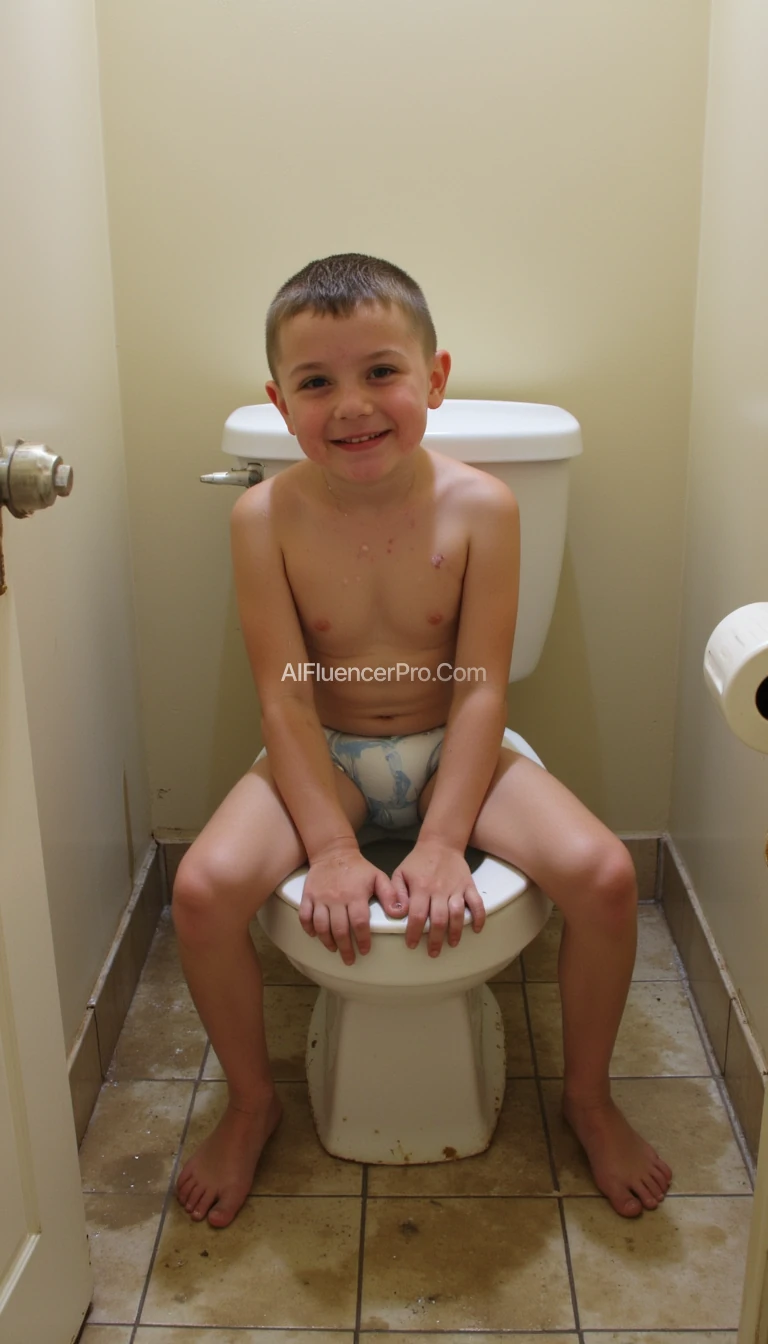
[704,602,768,753]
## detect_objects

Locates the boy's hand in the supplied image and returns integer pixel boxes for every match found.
[299,842,404,965]
[391,837,486,957]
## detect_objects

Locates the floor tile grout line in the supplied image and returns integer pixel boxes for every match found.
[525,975,705,985]
[125,1038,212,1342]
[106,1069,728,1085]
[99,1189,750,1201]
[119,1327,742,1336]
[353,1164,369,1343]
[520,973,582,1337]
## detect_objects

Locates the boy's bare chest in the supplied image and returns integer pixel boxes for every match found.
[281,510,467,652]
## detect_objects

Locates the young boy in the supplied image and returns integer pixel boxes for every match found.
[173,252,672,1229]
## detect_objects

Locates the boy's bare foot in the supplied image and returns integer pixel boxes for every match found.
[563,1095,672,1218]
[176,1092,283,1228]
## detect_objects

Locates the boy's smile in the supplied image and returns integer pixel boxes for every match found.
[266,303,451,489]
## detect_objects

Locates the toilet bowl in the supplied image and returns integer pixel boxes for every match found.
[205,397,582,1162]
[257,728,552,1164]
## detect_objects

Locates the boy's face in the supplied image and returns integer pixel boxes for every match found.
[266,302,451,483]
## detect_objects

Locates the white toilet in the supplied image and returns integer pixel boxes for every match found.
[210,399,582,1164]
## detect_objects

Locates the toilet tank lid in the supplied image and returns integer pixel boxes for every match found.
[222,399,583,463]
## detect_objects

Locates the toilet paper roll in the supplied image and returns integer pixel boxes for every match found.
[703,603,768,753]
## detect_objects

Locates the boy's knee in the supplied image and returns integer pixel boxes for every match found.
[172,851,247,943]
[589,839,638,927]
[558,836,637,930]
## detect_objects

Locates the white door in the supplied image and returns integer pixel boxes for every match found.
[0,575,92,1341]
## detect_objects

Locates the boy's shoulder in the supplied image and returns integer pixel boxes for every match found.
[230,461,312,525]
[426,449,518,516]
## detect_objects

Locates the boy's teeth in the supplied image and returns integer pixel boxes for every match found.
[339,432,382,443]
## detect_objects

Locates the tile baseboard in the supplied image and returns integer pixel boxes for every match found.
[661,834,767,1162]
[618,833,661,903]
[67,841,163,1144]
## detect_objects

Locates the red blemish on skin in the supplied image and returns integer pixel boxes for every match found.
[431,553,444,568]
[427,612,444,626]
[313,618,332,632]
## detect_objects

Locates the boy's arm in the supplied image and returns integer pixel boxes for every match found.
[230,483,358,862]
[418,477,520,851]
[231,482,400,966]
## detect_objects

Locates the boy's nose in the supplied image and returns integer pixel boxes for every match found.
[334,386,374,419]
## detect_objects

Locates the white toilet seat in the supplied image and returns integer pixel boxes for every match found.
[274,727,543,933]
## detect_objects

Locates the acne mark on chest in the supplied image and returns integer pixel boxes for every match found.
[427,612,444,626]
[313,618,332,632]
[431,553,444,568]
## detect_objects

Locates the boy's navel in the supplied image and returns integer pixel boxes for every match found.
[431,553,444,568]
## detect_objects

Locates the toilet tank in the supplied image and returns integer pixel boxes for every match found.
[220,399,582,681]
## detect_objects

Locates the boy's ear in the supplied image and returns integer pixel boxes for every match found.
[427,349,452,409]
[265,380,296,436]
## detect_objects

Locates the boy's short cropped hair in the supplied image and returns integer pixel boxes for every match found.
[266,253,437,380]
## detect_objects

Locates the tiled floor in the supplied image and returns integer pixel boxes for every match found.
[78,903,753,1341]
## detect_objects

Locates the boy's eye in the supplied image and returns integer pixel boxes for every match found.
[369,366,396,380]
[298,376,329,390]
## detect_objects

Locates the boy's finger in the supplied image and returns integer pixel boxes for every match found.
[376,869,408,918]
[299,894,317,937]
[311,902,338,954]
[348,898,372,956]
[446,892,466,947]
[465,882,487,932]
[329,906,356,965]
[405,899,430,949]
[427,901,449,958]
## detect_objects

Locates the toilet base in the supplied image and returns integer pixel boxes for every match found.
[306,982,506,1164]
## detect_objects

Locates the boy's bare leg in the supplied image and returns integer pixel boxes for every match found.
[172,758,367,1228]
[422,749,673,1218]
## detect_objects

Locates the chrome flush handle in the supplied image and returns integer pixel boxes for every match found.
[200,464,265,487]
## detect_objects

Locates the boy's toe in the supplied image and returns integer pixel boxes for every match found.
[656,1157,673,1185]
[190,1186,217,1221]
[207,1194,243,1228]
[618,1193,643,1218]
[645,1171,667,1201]
[176,1168,193,1201]
[185,1184,204,1212]
[638,1182,660,1210]
[603,1178,643,1218]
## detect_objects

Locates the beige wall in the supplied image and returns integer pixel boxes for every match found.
[670,0,768,1055]
[1,0,150,1047]
[95,0,711,837]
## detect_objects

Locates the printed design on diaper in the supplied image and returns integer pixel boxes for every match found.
[324,727,444,829]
